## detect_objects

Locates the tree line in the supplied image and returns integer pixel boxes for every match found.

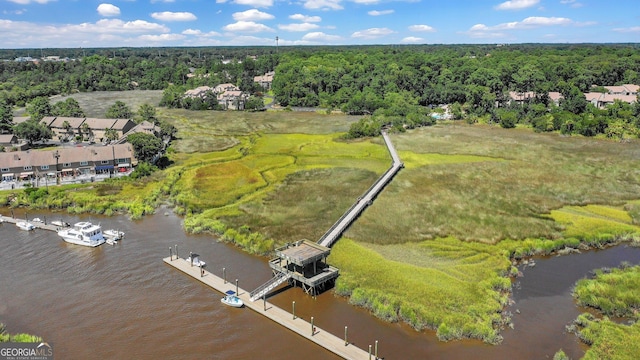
[268,44,640,138]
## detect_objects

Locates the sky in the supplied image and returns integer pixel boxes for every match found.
[0,0,639,48]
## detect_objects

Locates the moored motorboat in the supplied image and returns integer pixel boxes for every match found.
[32,217,43,223]
[51,220,70,227]
[16,221,35,231]
[185,254,206,267]
[103,229,125,241]
[221,290,244,308]
[57,221,106,247]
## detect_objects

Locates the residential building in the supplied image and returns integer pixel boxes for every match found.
[254,71,275,90]
[0,143,136,182]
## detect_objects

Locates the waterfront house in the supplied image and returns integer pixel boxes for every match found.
[0,144,137,181]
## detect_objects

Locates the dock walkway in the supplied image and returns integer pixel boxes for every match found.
[1,215,60,232]
[318,130,403,248]
[163,257,370,359]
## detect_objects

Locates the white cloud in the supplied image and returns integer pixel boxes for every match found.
[226,35,276,45]
[289,14,321,22]
[82,19,169,33]
[182,29,222,37]
[469,16,572,34]
[560,0,583,8]
[401,36,424,43]
[232,9,274,21]
[151,12,197,22]
[231,0,274,7]
[613,26,640,33]
[408,24,435,32]
[223,21,274,33]
[351,27,394,39]
[301,32,342,42]
[303,0,343,10]
[368,10,394,16]
[3,8,27,15]
[0,18,169,48]
[6,0,54,4]
[495,0,539,10]
[97,4,120,17]
[352,0,379,4]
[278,23,319,32]
[182,29,202,35]
[138,33,185,42]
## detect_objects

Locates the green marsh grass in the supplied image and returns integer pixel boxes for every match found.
[574,265,640,319]
[7,105,640,343]
[570,264,640,360]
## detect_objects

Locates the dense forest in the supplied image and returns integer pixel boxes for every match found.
[1,44,640,139]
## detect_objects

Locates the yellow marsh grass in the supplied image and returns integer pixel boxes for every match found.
[550,206,638,239]
[330,238,510,342]
[346,124,640,244]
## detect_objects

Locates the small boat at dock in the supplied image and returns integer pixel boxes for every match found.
[16,221,35,231]
[186,254,206,267]
[221,290,243,308]
[103,229,125,241]
[51,220,70,227]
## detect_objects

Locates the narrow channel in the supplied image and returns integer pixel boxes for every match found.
[1,208,638,359]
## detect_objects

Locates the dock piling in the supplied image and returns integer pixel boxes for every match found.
[175,245,178,259]
[263,294,266,311]
[190,252,193,266]
[235,279,238,296]
[169,247,173,260]
[223,268,226,283]
[292,301,296,319]
[345,326,348,346]
[375,340,378,359]
[369,345,372,360]
[311,317,315,336]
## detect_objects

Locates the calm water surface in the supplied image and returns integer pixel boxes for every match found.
[1,208,639,359]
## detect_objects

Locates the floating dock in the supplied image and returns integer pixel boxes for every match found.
[0,214,60,232]
[163,256,371,359]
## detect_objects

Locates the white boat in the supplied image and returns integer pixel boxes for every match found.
[103,229,125,241]
[185,255,206,267]
[106,238,117,246]
[57,222,106,247]
[32,217,43,223]
[16,221,35,231]
[51,220,70,227]
[221,291,244,308]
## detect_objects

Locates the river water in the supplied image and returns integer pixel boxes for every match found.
[1,208,639,359]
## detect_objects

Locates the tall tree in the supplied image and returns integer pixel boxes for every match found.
[0,99,13,134]
[26,96,52,122]
[137,103,157,124]
[52,98,85,117]
[13,120,52,145]
[105,101,133,119]
[127,132,163,163]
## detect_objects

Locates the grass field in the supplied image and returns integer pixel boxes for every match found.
[51,90,164,118]
[6,99,640,344]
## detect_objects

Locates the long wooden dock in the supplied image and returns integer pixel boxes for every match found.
[0,214,61,232]
[163,256,371,359]
[318,130,403,248]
